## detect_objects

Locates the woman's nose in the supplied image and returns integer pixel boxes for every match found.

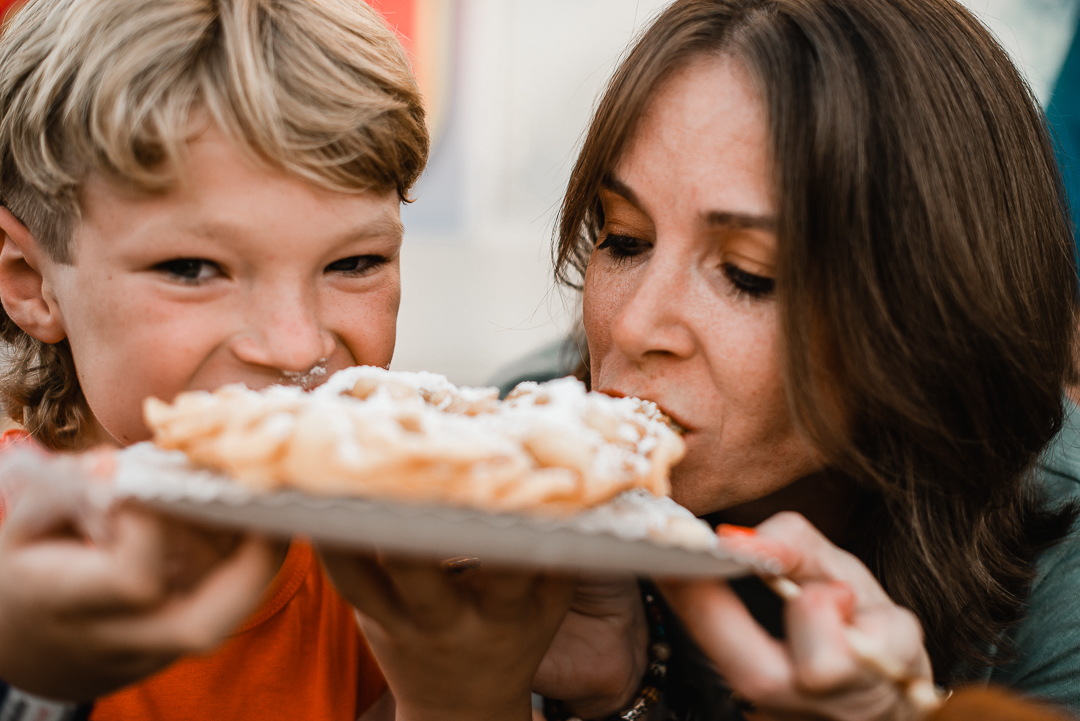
[231,286,336,373]
[610,252,696,362]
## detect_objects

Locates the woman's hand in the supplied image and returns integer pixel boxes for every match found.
[533,574,648,718]
[0,452,284,701]
[660,512,934,721]
[318,550,575,721]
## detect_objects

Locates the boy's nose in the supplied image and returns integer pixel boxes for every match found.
[232,290,336,374]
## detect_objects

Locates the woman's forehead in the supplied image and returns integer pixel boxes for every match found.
[614,54,775,223]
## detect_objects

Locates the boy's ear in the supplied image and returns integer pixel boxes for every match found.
[0,207,67,344]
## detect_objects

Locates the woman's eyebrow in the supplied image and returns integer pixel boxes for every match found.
[603,176,775,231]
[600,176,643,208]
[705,211,776,232]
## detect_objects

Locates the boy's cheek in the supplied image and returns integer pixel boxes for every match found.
[330,277,400,369]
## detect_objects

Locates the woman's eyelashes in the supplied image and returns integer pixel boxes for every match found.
[723,263,775,299]
[153,258,222,284]
[325,255,386,276]
[596,230,774,299]
[597,233,650,264]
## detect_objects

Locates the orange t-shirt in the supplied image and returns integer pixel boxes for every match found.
[0,429,386,720]
[91,542,386,721]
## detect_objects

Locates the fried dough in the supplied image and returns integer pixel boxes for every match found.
[143,366,686,515]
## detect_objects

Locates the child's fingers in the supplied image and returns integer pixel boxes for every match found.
[2,476,90,544]
[658,578,795,705]
[84,533,283,654]
[14,507,176,614]
[317,548,405,628]
[470,569,576,624]
[535,574,578,615]
[566,573,640,615]
[466,567,554,618]
[379,555,465,628]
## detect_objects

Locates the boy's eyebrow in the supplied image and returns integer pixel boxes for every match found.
[345,216,405,241]
[601,175,776,231]
[177,217,405,243]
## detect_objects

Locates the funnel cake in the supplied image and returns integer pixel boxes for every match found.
[143,366,686,515]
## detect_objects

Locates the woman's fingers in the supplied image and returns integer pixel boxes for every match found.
[785,581,870,694]
[533,574,646,718]
[847,603,932,682]
[722,513,890,603]
[672,513,939,721]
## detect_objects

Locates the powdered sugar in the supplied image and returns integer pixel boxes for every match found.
[143,366,685,514]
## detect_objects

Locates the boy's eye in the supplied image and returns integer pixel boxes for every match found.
[723,263,775,299]
[596,233,650,264]
[325,255,386,276]
[153,258,221,283]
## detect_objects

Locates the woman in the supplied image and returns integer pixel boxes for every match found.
[324,0,1080,719]
[550,0,1080,714]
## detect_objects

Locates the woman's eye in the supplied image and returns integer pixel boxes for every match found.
[325,255,386,276]
[597,233,650,263]
[723,264,775,299]
[153,258,221,283]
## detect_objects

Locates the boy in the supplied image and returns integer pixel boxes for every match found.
[0,1,648,717]
[0,0,426,716]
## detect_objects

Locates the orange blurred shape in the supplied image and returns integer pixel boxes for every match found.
[0,0,23,22]
[369,0,417,58]
[369,0,453,144]
[928,687,1074,721]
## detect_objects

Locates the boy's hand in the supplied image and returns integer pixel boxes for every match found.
[0,456,283,701]
[533,574,648,719]
[319,549,575,721]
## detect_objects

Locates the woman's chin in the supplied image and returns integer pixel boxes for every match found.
[667,464,736,517]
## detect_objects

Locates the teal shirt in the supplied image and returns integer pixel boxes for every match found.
[964,402,1080,711]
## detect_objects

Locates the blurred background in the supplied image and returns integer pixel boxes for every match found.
[2,0,1079,387]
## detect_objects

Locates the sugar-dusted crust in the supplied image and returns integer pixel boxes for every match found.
[143,366,686,515]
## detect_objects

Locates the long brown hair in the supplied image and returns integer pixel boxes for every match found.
[557,0,1078,681]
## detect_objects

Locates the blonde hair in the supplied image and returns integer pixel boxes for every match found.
[0,0,429,449]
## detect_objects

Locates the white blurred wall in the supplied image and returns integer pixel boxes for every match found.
[392,0,671,386]
[963,0,1080,104]
[391,0,1080,386]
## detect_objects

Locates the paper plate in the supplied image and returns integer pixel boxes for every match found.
[114,443,778,578]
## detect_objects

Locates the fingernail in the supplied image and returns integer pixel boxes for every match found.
[717,524,756,537]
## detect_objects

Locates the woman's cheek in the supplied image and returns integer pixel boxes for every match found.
[582,259,618,371]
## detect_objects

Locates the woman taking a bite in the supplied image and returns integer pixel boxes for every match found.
[552,0,1080,715]
[325,0,1080,719]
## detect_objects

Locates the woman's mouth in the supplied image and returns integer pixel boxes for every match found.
[596,387,692,435]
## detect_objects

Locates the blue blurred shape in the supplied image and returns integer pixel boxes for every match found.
[1048,9,1080,255]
